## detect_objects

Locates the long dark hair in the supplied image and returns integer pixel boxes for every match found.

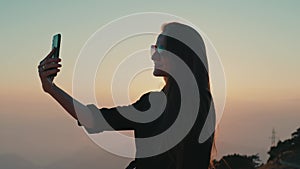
[160,22,216,168]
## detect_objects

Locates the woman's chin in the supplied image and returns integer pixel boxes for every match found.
[153,69,167,77]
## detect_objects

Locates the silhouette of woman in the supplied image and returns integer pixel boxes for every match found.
[38,22,215,169]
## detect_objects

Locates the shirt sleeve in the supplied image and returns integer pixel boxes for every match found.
[77,92,151,134]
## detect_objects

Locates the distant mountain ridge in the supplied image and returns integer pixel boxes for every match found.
[0,153,41,169]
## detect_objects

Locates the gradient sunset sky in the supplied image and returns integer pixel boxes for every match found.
[1,0,299,167]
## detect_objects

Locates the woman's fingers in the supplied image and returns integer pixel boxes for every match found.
[38,58,61,68]
[45,58,61,64]
[38,57,61,72]
[41,63,61,71]
[39,48,56,65]
[40,68,60,78]
[46,48,56,58]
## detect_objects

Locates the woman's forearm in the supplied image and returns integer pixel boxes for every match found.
[47,83,78,120]
[38,49,94,128]
[47,83,95,128]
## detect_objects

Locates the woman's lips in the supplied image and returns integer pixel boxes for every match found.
[154,64,163,67]
[154,65,163,70]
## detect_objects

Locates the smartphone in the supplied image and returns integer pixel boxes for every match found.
[49,34,61,80]
[52,34,61,58]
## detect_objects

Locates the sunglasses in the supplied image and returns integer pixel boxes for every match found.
[150,45,165,55]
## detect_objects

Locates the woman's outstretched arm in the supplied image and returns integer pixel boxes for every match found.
[37,48,152,132]
[38,49,94,128]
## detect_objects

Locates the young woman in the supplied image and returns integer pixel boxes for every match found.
[38,22,215,169]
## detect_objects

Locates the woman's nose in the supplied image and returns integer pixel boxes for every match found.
[151,52,160,61]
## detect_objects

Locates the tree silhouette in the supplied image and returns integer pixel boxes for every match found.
[291,128,300,148]
[212,153,262,169]
[267,127,300,162]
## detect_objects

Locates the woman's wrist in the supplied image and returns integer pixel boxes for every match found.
[46,82,56,95]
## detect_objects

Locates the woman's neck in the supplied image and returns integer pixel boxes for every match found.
[163,76,169,84]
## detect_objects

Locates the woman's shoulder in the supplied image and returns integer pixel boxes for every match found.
[133,91,166,111]
[139,90,165,100]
